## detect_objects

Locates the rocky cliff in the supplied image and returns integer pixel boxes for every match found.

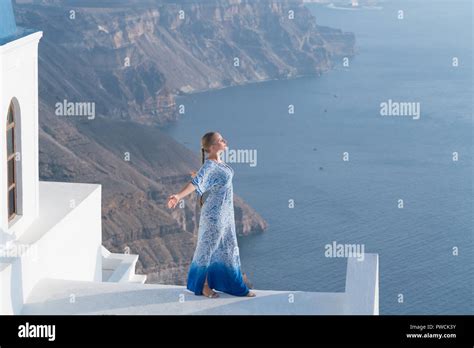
[14,0,355,284]
[16,0,355,125]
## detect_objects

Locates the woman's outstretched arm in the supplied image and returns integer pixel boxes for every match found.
[167,179,196,209]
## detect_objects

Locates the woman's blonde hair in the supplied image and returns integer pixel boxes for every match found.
[198,131,218,207]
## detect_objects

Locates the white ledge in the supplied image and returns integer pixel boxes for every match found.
[20,253,379,315]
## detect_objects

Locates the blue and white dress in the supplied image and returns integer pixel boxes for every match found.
[187,159,250,296]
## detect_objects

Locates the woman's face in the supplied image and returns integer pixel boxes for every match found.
[211,133,227,153]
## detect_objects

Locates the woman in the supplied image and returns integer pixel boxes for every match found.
[167,132,256,298]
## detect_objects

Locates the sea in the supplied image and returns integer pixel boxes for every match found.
[163,0,473,314]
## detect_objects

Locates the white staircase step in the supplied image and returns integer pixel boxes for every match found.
[101,246,145,283]
[130,274,147,284]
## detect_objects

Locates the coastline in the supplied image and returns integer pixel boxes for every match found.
[166,67,349,127]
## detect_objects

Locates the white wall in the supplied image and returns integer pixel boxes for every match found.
[344,253,379,315]
[0,31,43,243]
[0,182,102,315]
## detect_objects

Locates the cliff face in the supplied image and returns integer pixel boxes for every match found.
[14,0,355,284]
[16,0,355,126]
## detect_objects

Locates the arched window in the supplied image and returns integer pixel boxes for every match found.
[7,101,17,220]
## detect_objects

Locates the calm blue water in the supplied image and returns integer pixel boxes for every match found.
[163,0,473,314]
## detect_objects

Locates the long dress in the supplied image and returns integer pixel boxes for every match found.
[187,159,250,296]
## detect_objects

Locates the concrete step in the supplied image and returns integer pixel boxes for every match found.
[129,274,147,284]
[101,246,146,283]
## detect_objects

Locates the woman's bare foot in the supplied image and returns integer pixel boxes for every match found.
[246,291,256,297]
[202,281,219,298]
[243,273,253,289]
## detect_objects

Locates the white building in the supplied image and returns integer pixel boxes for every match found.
[0,0,379,315]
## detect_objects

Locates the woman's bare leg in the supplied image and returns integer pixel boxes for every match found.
[202,273,219,298]
[243,273,256,297]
